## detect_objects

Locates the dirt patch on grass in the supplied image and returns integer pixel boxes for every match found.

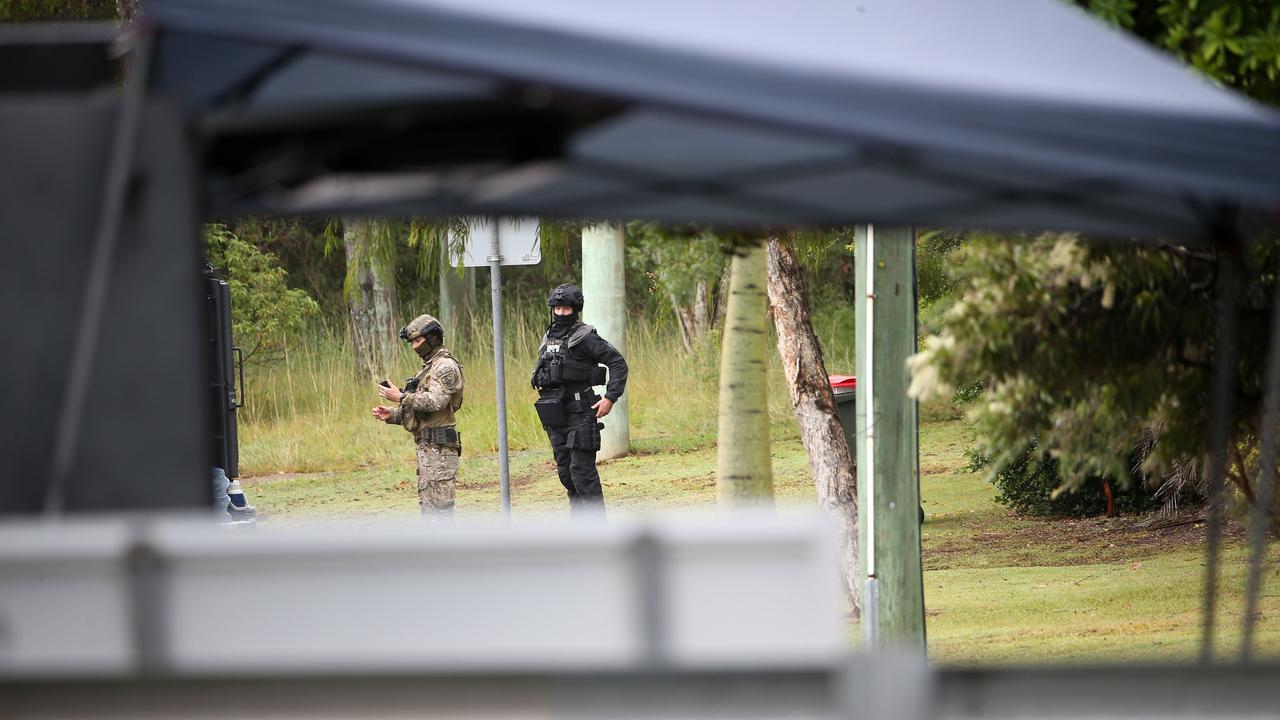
[459,462,551,491]
[924,510,1245,571]
[241,471,336,485]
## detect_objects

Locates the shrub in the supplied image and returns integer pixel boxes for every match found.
[203,224,320,367]
[974,441,1157,517]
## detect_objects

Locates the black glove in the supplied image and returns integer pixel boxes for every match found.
[531,359,546,389]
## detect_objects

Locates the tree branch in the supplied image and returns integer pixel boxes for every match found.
[1231,443,1257,505]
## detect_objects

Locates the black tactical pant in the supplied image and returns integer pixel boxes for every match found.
[545,411,604,515]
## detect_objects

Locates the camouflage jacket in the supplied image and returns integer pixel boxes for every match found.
[387,346,464,435]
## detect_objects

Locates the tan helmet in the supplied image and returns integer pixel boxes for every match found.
[399,314,443,342]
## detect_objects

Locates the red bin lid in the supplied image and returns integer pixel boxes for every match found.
[828,374,857,389]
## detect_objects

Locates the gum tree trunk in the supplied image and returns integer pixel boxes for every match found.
[692,279,711,341]
[716,242,774,504]
[713,262,731,331]
[343,218,399,382]
[767,235,861,616]
[117,0,140,22]
[670,279,712,352]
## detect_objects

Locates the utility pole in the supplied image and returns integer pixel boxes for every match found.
[854,225,925,649]
[581,223,630,459]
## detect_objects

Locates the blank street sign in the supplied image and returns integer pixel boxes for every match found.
[455,217,540,267]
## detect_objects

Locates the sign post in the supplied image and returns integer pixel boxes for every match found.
[457,218,540,517]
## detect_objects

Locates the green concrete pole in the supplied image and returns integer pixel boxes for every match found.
[854,224,925,649]
[581,223,630,459]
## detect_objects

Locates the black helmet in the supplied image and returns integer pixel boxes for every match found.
[547,283,584,311]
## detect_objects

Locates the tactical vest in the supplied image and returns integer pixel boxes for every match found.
[401,347,464,436]
[536,323,606,392]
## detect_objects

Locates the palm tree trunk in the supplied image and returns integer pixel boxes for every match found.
[767,235,861,616]
[716,242,774,504]
[343,218,399,382]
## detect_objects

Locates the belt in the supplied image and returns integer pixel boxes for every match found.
[539,387,597,413]
[417,426,460,446]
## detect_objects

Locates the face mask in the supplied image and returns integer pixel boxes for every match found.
[552,311,577,327]
[415,338,437,360]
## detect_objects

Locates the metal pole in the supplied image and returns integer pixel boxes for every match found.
[489,221,511,517]
[860,224,879,649]
[1241,258,1280,661]
[1201,247,1240,664]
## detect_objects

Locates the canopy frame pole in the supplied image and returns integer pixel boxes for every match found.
[45,25,155,514]
[1200,209,1243,664]
[1242,241,1280,661]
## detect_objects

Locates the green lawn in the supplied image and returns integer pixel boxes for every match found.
[239,418,1280,665]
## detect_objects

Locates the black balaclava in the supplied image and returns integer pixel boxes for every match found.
[416,333,441,361]
[547,284,584,334]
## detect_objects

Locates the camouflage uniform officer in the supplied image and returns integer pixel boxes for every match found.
[531,284,628,516]
[372,314,464,518]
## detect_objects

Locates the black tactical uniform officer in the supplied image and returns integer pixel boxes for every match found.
[531,284,628,515]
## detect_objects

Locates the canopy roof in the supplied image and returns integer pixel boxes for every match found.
[146,0,1280,239]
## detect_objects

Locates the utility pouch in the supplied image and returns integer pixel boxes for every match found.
[535,396,569,428]
[401,405,421,434]
[590,366,607,386]
[568,420,603,452]
[545,356,564,385]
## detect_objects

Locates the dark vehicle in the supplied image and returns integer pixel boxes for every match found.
[205,265,241,479]
[205,265,255,521]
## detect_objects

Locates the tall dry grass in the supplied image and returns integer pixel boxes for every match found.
[238,305,855,476]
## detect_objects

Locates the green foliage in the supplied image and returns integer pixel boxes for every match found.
[915,229,969,338]
[953,380,984,406]
[911,231,1280,500]
[1086,0,1138,29]
[969,440,1156,517]
[235,218,345,324]
[916,229,967,308]
[1078,0,1280,105]
[0,0,115,22]
[204,224,320,366]
[626,223,726,307]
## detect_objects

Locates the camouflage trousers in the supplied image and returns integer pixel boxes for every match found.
[415,441,459,519]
